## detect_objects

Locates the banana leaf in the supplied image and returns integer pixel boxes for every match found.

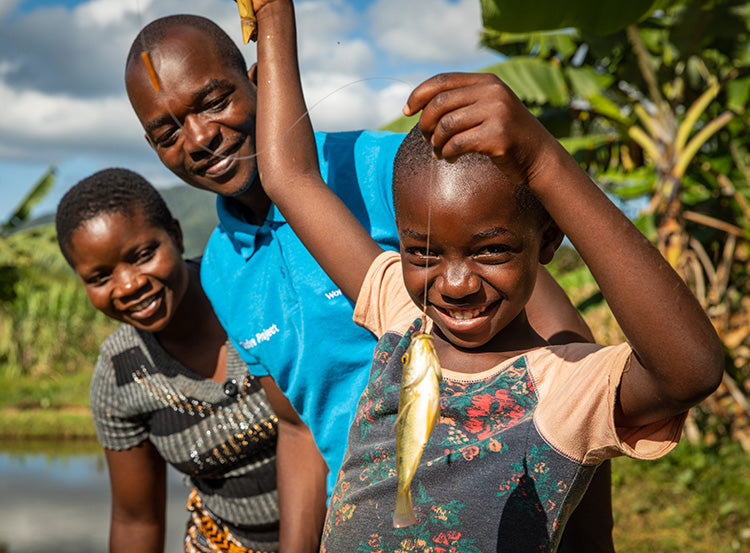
[483,58,569,106]
[481,0,679,36]
[2,166,56,234]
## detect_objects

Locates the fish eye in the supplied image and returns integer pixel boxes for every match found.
[401,352,409,365]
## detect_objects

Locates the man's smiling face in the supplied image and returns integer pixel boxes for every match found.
[126,25,259,200]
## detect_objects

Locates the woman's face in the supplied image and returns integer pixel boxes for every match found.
[67,210,188,333]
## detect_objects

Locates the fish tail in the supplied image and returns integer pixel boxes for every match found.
[392,484,418,528]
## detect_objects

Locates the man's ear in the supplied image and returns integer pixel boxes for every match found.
[248,62,258,85]
[539,219,564,265]
[169,219,185,254]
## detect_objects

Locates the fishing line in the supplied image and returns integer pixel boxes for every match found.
[131,0,416,159]
[421,161,433,330]
[139,32,412,162]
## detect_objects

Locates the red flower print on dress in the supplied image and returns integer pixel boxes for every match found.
[463,388,528,440]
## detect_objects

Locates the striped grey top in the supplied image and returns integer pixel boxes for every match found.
[90,323,279,549]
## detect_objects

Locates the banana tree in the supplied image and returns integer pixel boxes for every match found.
[1,165,56,236]
[479,0,750,445]
[480,0,675,36]
[1,165,56,301]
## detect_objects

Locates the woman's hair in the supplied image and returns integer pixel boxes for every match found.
[55,168,174,265]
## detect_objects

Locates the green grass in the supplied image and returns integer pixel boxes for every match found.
[0,407,96,440]
[0,360,96,441]
[612,440,750,552]
[0,369,92,410]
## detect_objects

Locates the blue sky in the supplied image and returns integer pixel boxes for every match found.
[0,0,500,222]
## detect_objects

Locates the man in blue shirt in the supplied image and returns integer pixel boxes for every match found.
[124,10,613,553]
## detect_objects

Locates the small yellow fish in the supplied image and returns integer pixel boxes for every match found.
[393,332,442,528]
[236,0,257,43]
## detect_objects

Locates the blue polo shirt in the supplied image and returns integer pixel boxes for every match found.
[201,130,405,495]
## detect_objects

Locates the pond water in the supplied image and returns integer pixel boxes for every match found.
[0,443,189,553]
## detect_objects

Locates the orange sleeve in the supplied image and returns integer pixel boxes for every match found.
[353,251,422,338]
[531,343,686,464]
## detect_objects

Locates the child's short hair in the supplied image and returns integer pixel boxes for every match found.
[55,168,174,265]
[393,125,550,225]
[126,14,247,79]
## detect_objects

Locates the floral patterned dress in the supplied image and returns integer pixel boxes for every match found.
[321,251,684,553]
[322,326,597,553]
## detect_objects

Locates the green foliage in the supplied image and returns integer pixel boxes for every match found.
[381,113,421,134]
[478,1,750,401]
[0,225,117,380]
[480,0,677,36]
[159,184,219,258]
[611,440,750,552]
[0,407,96,440]
[1,165,56,235]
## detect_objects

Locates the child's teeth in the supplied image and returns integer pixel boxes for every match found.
[447,307,482,319]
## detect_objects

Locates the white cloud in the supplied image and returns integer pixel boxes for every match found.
[369,0,487,64]
[74,0,149,27]
[0,0,496,219]
[303,71,412,131]
[0,0,20,22]
[0,80,139,160]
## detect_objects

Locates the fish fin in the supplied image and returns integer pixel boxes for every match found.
[391,396,417,432]
[426,406,441,436]
[393,485,418,528]
[433,363,444,382]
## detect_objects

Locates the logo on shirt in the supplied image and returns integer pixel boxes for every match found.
[325,288,343,300]
[240,323,280,349]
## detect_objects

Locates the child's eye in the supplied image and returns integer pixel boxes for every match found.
[474,244,511,261]
[406,246,437,259]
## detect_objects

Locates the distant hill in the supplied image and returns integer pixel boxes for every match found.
[21,184,219,259]
[159,185,219,258]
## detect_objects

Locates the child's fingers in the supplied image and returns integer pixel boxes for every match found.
[416,84,483,143]
[425,106,487,160]
[397,318,423,352]
[403,72,488,118]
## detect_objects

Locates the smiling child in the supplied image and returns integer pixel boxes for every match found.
[250,1,724,551]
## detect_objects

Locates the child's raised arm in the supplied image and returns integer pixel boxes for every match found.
[253,0,382,302]
[404,72,723,427]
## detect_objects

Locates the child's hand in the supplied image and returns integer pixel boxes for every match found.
[403,72,557,187]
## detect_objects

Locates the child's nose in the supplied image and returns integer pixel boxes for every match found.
[437,264,481,298]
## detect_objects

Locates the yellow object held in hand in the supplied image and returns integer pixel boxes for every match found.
[393,332,442,528]
[236,0,257,43]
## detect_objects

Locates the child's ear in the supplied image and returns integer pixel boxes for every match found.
[248,62,258,85]
[169,219,185,255]
[539,219,564,265]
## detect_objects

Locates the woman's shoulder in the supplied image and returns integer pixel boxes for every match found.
[93,324,161,386]
[98,323,146,358]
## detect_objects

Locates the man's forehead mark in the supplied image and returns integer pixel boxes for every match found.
[142,78,234,135]
[141,52,160,91]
